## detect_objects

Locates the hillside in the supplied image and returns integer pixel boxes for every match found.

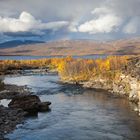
[0,40,44,49]
[0,38,140,56]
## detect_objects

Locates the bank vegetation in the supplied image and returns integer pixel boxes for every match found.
[0,56,128,81]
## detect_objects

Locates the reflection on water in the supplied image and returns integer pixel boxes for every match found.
[4,74,60,93]
[4,74,140,140]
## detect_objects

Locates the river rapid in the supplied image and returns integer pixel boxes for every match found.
[3,73,140,140]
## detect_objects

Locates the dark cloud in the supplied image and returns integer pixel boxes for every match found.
[0,0,140,41]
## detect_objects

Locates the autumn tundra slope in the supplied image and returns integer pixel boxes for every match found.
[0,38,140,56]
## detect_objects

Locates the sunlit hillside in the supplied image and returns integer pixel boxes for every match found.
[0,39,140,56]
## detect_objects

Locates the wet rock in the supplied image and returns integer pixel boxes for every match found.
[0,83,51,139]
[8,95,40,112]
[0,91,26,100]
[8,95,51,114]
[0,84,30,100]
[38,102,51,112]
[0,105,26,140]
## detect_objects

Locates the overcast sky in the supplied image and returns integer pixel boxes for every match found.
[0,0,140,42]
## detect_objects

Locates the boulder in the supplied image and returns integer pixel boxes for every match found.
[38,102,51,112]
[8,95,51,114]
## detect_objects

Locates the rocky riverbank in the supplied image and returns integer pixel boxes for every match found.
[0,83,51,140]
[78,57,140,116]
[80,74,140,113]
[0,106,26,140]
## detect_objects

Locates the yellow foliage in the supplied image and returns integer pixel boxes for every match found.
[0,56,129,83]
[57,56,128,82]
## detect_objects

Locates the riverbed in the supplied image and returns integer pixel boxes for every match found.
[2,73,140,140]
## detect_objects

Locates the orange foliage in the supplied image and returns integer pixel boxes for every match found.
[57,56,129,82]
[0,56,129,82]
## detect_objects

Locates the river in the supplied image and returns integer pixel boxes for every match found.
[3,73,140,140]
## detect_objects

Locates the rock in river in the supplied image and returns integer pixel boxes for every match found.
[8,95,51,114]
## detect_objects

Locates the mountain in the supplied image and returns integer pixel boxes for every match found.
[0,38,140,56]
[0,40,44,49]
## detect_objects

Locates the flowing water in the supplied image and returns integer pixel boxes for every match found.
[3,74,140,140]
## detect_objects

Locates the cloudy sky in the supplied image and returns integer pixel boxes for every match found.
[0,0,140,42]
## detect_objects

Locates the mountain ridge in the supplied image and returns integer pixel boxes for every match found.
[0,38,140,56]
[0,40,45,49]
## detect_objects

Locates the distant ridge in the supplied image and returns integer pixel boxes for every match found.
[0,40,45,49]
[0,38,140,56]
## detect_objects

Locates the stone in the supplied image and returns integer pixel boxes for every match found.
[0,105,26,140]
[8,95,40,113]
[38,102,51,112]
[8,95,51,114]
